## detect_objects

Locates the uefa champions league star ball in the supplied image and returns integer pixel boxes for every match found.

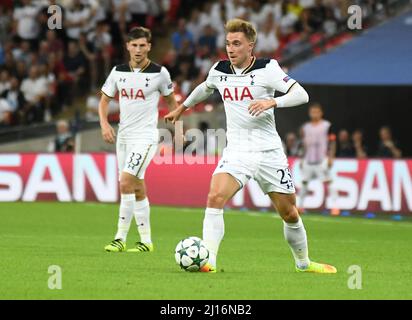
[175,237,209,272]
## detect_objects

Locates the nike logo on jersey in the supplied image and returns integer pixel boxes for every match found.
[223,87,253,101]
[120,88,146,100]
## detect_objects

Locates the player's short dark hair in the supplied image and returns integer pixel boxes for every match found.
[127,27,152,43]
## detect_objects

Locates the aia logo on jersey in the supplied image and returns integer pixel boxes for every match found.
[223,87,253,101]
[120,88,145,100]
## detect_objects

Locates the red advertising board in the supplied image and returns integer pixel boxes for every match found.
[0,154,411,214]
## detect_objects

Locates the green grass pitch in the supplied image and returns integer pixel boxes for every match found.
[0,202,411,300]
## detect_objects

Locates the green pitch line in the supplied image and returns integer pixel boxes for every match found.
[0,202,411,300]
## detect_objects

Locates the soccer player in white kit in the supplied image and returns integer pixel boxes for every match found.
[298,103,337,212]
[99,27,177,253]
[165,19,337,273]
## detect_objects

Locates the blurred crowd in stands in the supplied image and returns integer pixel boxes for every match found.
[0,0,403,157]
[283,125,403,159]
[161,0,390,98]
[0,0,179,126]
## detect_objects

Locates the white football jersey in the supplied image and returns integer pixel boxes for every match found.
[206,58,296,152]
[101,61,173,144]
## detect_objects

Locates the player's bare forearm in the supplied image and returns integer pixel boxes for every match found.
[98,93,116,144]
[163,93,179,111]
[98,93,111,124]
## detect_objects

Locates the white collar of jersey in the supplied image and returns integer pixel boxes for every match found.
[129,60,151,72]
[230,56,256,75]
[233,66,246,74]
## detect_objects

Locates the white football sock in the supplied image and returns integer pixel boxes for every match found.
[283,217,310,269]
[203,208,224,268]
[115,193,135,241]
[134,197,151,244]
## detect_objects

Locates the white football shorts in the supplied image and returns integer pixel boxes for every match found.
[213,148,295,194]
[116,142,157,180]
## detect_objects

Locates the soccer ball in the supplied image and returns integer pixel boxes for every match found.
[175,236,209,272]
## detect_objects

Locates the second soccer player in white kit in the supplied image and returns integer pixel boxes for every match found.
[100,27,178,253]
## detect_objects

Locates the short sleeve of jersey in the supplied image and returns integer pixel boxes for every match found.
[205,62,219,90]
[266,59,296,93]
[101,67,117,98]
[158,66,174,96]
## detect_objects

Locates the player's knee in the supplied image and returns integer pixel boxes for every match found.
[207,191,227,208]
[119,180,135,194]
[281,206,300,223]
[134,185,146,200]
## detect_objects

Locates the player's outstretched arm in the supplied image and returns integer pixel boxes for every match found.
[164,103,186,124]
[248,82,309,116]
[164,81,214,124]
[98,93,116,144]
